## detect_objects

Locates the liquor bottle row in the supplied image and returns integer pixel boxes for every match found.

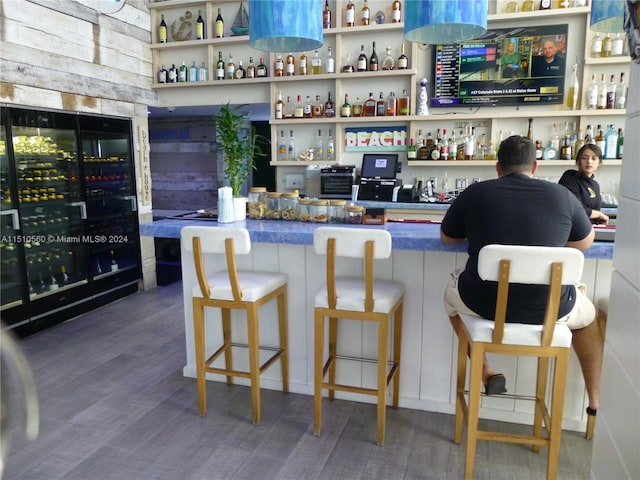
[590,32,629,58]
[340,0,402,27]
[157,8,222,43]
[504,0,587,13]
[529,121,623,161]
[408,127,494,162]
[158,61,209,83]
[277,128,335,162]
[585,72,627,110]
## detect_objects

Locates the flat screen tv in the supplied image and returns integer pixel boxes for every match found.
[361,153,398,179]
[431,24,569,108]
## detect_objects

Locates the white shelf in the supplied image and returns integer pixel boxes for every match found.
[407,159,622,167]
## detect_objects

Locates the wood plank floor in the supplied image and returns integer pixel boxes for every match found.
[2,281,593,480]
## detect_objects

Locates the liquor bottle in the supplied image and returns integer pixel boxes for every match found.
[278,130,287,161]
[573,129,584,158]
[235,60,246,79]
[369,42,379,71]
[485,140,497,160]
[560,135,572,160]
[294,95,304,118]
[551,122,560,151]
[526,117,533,139]
[521,0,535,11]
[417,78,429,116]
[323,0,332,28]
[590,33,602,58]
[606,74,617,109]
[586,73,598,109]
[225,54,235,79]
[216,52,225,80]
[596,73,607,109]
[376,92,386,116]
[363,92,377,116]
[257,57,268,77]
[601,33,613,57]
[315,129,324,160]
[440,129,449,161]
[357,45,368,71]
[196,10,205,40]
[391,0,401,23]
[382,47,395,70]
[539,0,551,9]
[345,0,355,27]
[398,89,410,115]
[616,128,624,159]
[274,54,284,76]
[287,130,296,161]
[407,139,417,160]
[449,130,458,160]
[595,124,606,152]
[285,52,295,76]
[386,91,397,116]
[612,33,624,56]
[542,141,558,160]
[178,61,188,82]
[324,91,335,117]
[342,53,355,73]
[284,96,294,118]
[168,63,178,82]
[505,1,519,12]
[198,61,208,81]
[215,8,224,38]
[298,52,308,75]
[558,0,570,7]
[302,95,313,118]
[274,91,284,120]
[326,129,335,161]
[325,47,335,73]
[464,126,476,160]
[246,57,256,78]
[361,1,370,25]
[534,140,543,160]
[312,95,324,117]
[604,124,618,159]
[565,63,579,110]
[351,96,363,117]
[398,43,408,69]
[311,50,322,74]
[340,94,352,117]
[189,60,198,81]
[615,72,627,109]
[158,64,168,83]
[584,124,594,144]
[159,14,167,43]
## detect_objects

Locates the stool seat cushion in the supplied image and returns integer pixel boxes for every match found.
[193,271,287,302]
[459,314,572,348]
[314,278,404,313]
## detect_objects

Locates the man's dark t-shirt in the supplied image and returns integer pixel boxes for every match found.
[441,173,593,324]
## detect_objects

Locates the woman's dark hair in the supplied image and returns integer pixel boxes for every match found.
[575,143,603,164]
[497,135,535,173]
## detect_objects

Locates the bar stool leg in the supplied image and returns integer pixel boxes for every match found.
[247,305,261,425]
[392,304,403,408]
[377,316,389,446]
[193,298,207,417]
[277,288,289,393]
[532,356,550,453]
[314,310,324,436]
[464,343,484,480]
[454,329,469,445]
[221,308,233,386]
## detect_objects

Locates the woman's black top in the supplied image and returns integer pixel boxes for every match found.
[558,169,601,220]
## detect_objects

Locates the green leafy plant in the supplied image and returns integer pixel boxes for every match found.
[214,103,268,197]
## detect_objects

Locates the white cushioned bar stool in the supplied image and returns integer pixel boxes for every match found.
[181,226,289,425]
[312,227,404,445]
[455,244,584,480]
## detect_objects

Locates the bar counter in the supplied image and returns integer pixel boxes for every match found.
[140,217,613,432]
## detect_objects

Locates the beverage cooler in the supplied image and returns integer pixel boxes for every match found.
[1,106,142,336]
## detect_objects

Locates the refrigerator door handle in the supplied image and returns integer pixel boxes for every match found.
[69,201,87,219]
[1,209,21,230]
[123,195,137,212]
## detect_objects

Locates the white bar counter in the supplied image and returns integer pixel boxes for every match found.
[140,218,613,431]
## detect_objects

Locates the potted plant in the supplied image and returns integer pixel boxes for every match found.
[213,103,267,220]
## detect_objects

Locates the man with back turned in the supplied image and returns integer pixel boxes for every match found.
[440,135,603,420]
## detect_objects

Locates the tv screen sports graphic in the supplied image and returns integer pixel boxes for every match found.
[431,24,569,107]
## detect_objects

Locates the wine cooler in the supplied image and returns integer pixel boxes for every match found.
[1,106,142,336]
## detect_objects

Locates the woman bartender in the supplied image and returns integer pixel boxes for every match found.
[558,144,609,224]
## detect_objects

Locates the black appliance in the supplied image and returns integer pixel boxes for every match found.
[320,165,356,199]
[357,153,401,202]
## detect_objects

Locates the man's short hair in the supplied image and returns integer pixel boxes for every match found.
[498,135,535,173]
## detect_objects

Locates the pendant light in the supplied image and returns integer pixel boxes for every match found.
[404,0,488,45]
[590,0,625,33]
[249,0,323,53]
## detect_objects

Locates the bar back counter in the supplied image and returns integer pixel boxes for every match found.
[140,218,613,432]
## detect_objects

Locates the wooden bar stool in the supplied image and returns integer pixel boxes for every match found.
[585,297,608,440]
[181,226,289,426]
[454,244,584,480]
[312,227,404,445]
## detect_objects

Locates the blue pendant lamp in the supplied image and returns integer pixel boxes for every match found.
[249,0,323,53]
[404,0,488,45]
[590,0,625,32]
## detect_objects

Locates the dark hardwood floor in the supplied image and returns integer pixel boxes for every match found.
[2,281,592,480]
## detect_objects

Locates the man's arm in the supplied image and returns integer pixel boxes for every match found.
[440,229,465,245]
[566,227,594,251]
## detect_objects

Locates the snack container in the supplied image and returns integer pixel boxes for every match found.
[346,205,365,224]
[247,187,267,219]
[310,199,329,223]
[280,192,299,220]
[297,198,313,222]
[265,192,282,219]
[328,199,347,223]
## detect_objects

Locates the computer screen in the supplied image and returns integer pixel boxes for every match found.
[361,153,398,179]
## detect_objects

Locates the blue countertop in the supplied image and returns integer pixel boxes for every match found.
[140,218,613,259]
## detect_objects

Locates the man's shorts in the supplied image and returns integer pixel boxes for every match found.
[443,268,596,330]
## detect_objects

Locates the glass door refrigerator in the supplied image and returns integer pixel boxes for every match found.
[0,107,141,336]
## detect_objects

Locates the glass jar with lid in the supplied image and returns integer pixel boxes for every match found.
[328,199,347,223]
[297,198,313,222]
[310,199,329,223]
[280,192,299,220]
[346,205,365,224]
[265,192,282,219]
[247,186,267,219]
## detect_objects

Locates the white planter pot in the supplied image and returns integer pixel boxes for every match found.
[233,196,247,221]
